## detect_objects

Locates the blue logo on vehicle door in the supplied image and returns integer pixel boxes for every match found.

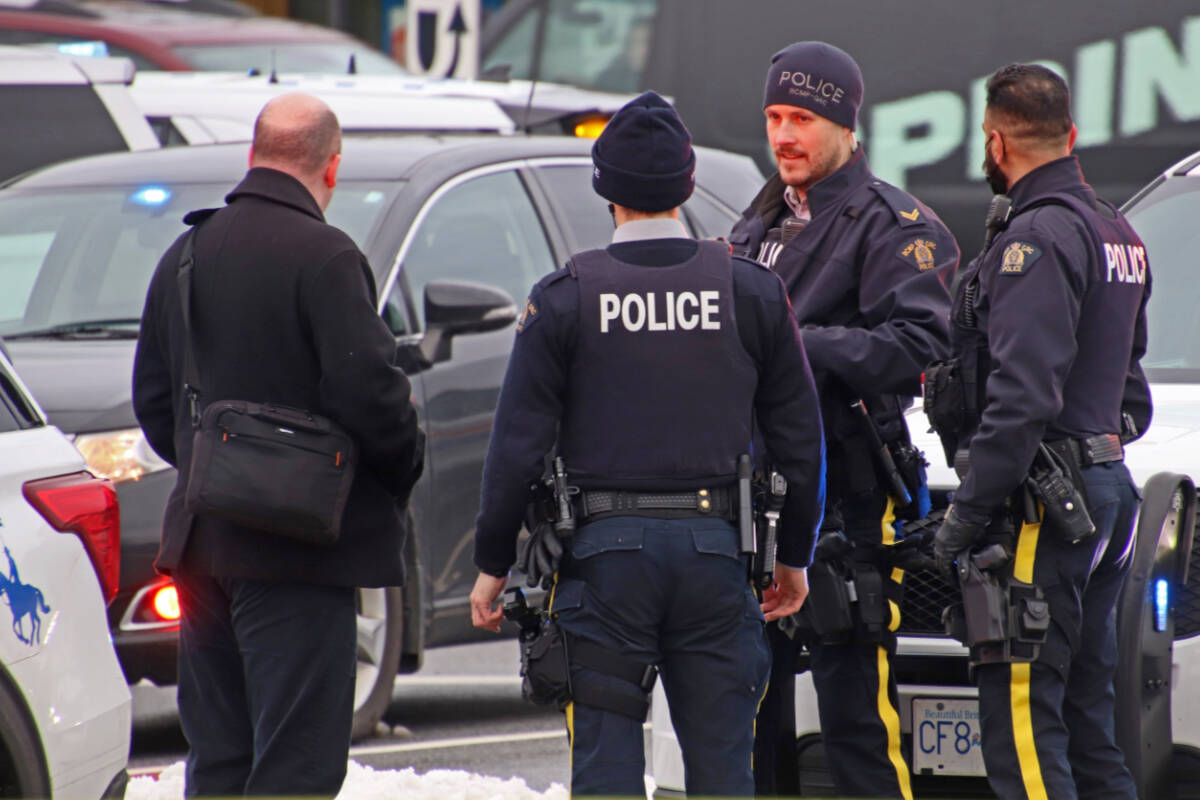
[0,548,50,646]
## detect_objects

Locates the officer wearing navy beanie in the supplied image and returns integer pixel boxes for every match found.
[470,91,826,798]
[730,43,960,798]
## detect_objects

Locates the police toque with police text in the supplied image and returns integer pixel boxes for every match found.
[591,90,696,212]
[763,41,863,130]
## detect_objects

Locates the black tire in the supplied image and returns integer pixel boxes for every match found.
[350,585,405,741]
[0,672,50,798]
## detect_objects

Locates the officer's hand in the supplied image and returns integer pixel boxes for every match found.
[470,571,508,633]
[518,523,563,590]
[761,564,808,622]
[933,504,987,578]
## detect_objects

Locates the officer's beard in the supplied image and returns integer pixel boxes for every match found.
[982,146,1009,195]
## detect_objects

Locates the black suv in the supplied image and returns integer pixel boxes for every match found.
[0,133,763,738]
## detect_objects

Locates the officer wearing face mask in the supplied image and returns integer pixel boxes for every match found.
[730,42,959,799]
[468,91,826,798]
[930,63,1150,800]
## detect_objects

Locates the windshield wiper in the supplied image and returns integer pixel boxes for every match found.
[4,318,142,340]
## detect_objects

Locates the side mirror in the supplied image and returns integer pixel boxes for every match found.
[414,279,517,367]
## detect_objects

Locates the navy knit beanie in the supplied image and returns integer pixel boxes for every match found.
[763,41,863,130]
[591,90,696,212]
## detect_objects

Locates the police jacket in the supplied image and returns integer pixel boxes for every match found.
[729,148,956,484]
[473,220,826,576]
[950,156,1152,517]
[133,167,425,587]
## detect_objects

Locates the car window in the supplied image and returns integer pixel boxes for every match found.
[171,43,405,75]
[682,188,740,239]
[0,86,130,182]
[1125,176,1200,379]
[484,0,659,93]
[532,163,738,251]
[0,362,37,432]
[396,169,555,330]
[0,182,395,337]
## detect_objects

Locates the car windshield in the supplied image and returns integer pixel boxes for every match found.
[1124,174,1200,383]
[483,0,659,93]
[172,42,406,75]
[0,181,398,337]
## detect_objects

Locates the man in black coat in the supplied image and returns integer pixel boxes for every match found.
[133,92,424,797]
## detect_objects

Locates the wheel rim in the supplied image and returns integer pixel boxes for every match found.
[355,587,389,709]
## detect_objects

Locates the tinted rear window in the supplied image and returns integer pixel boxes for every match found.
[0,85,128,182]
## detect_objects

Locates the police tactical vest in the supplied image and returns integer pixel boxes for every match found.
[558,241,758,489]
[954,192,1147,440]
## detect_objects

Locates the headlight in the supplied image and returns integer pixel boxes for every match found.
[73,427,170,483]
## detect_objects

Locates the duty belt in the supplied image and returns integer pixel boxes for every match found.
[1045,433,1124,468]
[576,487,735,521]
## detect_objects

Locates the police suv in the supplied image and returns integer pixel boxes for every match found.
[647,152,1200,798]
[0,347,131,798]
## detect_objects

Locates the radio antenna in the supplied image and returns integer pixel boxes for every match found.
[521,0,550,134]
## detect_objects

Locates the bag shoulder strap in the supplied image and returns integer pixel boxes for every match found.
[175,225,204,426]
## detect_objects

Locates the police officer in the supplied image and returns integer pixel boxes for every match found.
[468,91,826,798]
[732,42,958,799]
[932,64,1150,800]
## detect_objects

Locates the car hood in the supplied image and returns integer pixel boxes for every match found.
[908,381,1200,492]
[7,339,137,435]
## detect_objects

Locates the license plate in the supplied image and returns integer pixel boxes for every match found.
[911,697,986,777]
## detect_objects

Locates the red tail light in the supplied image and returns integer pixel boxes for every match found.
[23,472,120,604]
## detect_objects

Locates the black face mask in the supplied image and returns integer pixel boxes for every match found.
[982,139,1008,195]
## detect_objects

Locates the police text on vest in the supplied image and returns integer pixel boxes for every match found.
[1104,243,1147,285]
[599,291,721,333]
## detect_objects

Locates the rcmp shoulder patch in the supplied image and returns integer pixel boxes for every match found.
[515,297,539,333]
[899,238,938,271]
[997,241,1042,276]
[868,181,925,228]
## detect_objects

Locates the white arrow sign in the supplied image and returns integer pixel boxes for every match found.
[405,0,480,80]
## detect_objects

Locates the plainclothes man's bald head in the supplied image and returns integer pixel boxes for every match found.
[249,93,343,210]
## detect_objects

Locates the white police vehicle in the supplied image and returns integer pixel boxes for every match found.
[651,153,1200,798]
[127,70,636,146]
[0,45,158,182]
[0,346,131,798]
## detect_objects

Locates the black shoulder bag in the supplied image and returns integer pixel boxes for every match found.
[177,226,357,545]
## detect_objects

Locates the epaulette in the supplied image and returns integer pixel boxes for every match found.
[867,181,927,228]
[538,264,575,288]
[732,253,771,271]
[182,207,220,226]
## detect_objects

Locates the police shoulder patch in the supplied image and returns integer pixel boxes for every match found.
[515,297,539,333]
[898,238,938,271]
[868,181,925,228]
[997,241,1042,276]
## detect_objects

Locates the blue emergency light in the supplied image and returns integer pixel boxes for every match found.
[1155,578,1170,632]
[130,187,171,207]
[56,41,109,58]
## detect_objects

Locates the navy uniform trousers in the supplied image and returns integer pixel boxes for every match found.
[976,461,1140,800]
[174,572,358,798]
[755,488,913,799]
[550,515,772,798]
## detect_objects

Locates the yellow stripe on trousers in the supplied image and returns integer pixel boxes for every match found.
[875,645,913,800]
[880,496,903,632]
[1010,519,1049,800]
[876,496,913,800]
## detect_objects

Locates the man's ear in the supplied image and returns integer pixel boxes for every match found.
[324,153,341,189]
[248,145,255,168]
[1067,123,1078,153]
[988,130,1005,165]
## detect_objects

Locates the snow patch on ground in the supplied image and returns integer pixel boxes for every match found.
[126,761,569,800]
